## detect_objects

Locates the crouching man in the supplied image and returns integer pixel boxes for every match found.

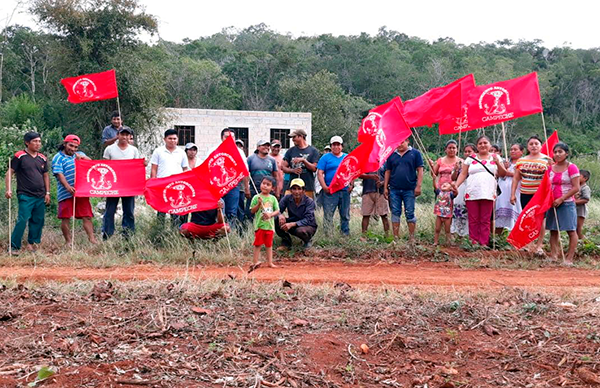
[275,178,317,249]
[180,200,231,240]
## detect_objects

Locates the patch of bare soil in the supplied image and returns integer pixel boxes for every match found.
[0,281,599,387]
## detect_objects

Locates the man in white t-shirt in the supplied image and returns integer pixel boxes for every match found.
[102,127,143,239]
[150,129,189,224]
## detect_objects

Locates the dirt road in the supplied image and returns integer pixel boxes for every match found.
[1,261,599,289]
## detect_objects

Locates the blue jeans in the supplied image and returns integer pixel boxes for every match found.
[222,189,240,222]
[389,188,416,224]
[102,196,135,238]
[323,190,350,235]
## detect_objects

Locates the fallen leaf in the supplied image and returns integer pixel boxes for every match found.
[440,382,456,388]
[291,318,308,327]
[360,344,369,354]
[191,307,212,316]
[282,280,293,288]
[483,324,500,336]
[440,366,459,375]
[557,302,577,309]
[577,367,600,385]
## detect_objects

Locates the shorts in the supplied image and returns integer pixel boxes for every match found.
[58,197,93,219]
[546,201,577,231]
[361,192,389,216]
[180,222,229,239]
[253,229,274,247]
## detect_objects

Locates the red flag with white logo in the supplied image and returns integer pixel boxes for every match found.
[329,139,376,194]
[540,130,559,159]
[75,159,145,197]
[357,97,412,172]
[438,72,542,135]
[402,74,475,128]
[507,172,553,249]
[144,169,220,215]
[195,136,249,197]
[60,69,118,104]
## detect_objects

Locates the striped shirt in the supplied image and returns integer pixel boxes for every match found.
[52,151,86,202]
[515,156,551,195]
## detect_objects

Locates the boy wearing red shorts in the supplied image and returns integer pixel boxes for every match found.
[250,176,280,267]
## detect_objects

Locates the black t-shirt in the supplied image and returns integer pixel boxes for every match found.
[190,208,218,226]
[11,151,48,198]
[283,145,320,191]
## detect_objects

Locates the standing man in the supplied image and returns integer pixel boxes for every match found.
[317,136,351,236]
[208,129,250,227]
[282,129,320,198]
[384,139,423,243]
[52,135,98,246]
[359,166,390,239]
[276,178,318,249]
[102,111,133,148]
[150,129,189,225]
[185,143,199,169]
[5,132,50,253]
[102,127,142,239]
[270,139,285,198]
[246,140,279,216]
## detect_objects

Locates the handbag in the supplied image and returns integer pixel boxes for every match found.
[470,156,502,196]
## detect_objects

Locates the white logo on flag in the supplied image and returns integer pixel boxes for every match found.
[163,181,195,209]
[208,153,238,188]
[87,163,117,190]
[72,78,97,99]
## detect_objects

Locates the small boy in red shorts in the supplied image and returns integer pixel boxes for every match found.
[250,176,280,267]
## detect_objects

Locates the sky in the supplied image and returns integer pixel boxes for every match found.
[1,0,598,49]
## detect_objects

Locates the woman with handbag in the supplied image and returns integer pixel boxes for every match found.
[455,135,507,246]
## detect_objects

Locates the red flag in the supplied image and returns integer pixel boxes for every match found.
[75,159,145,197]
[402,74,475,128]
[195,136,249,197]
[60,69,118,103]
[439,72,542,135]
[144,169,220,215]
[329,139,376,194]
[540,131,559,159]
[357,97,412,172]
[507,173,553,249]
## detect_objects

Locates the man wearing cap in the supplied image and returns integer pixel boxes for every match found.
[323,145,332,154]
[150,129,189,225]
[276,178,318,249]
[246,140,279,216]
[102,111,133,148]
[102,127,143,240]
[317,136,351,236]
[52,135,98,245]
[185,143,199,169]
[270,139,285,198]
[282,129,320,198]
[5,132,51,253]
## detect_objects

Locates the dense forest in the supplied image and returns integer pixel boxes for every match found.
[2,0,600,167]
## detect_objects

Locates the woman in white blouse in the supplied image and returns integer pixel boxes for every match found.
[455,135,507,247]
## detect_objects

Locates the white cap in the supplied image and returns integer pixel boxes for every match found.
[330,136,343,145]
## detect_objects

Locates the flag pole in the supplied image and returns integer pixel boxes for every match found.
[7,157,12,255]
[219,208,233,257]
[500,122,509,160]
[541,112,566,262]
[71,171,76,252]
[411,128,434,173]
[116,96,122,122]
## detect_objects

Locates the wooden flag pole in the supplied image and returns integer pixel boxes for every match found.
[71,196,76,252]
[500,122,509,160]
[116,96,122,122]
[219,207,233,257]
[411,128,434,173]
[7,157,12,255]
[540,112,566,262]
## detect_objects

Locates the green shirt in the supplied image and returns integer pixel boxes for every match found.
[251,193,279,231]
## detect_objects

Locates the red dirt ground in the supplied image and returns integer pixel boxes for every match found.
[1,261,600,290]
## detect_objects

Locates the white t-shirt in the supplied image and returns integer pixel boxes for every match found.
[103,143,142,160]
[465,154,502,201]
[150,146,189,178]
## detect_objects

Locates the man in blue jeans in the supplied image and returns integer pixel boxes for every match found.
[317,136,351,236]
[384,139,423,243]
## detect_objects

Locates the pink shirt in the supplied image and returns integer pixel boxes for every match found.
[549,163,580,202]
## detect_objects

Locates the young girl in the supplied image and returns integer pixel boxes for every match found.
[250,176,280,268]
[434,182,458,246]
[546,143,580,265]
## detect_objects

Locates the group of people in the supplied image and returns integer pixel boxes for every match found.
[4,111,593,265]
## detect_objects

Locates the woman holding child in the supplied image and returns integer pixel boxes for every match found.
[431,140,461,245]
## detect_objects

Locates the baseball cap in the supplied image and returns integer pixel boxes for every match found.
[185,142,198,150]
[64,134,81,145]
[324,145,331,151]
[235,139,244,147]
[271,139,281,147]
[257,140,270,147]
[289,129,307,138]
[118,127,133,134]
[330,136,343,145]
[290,178,305,188]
